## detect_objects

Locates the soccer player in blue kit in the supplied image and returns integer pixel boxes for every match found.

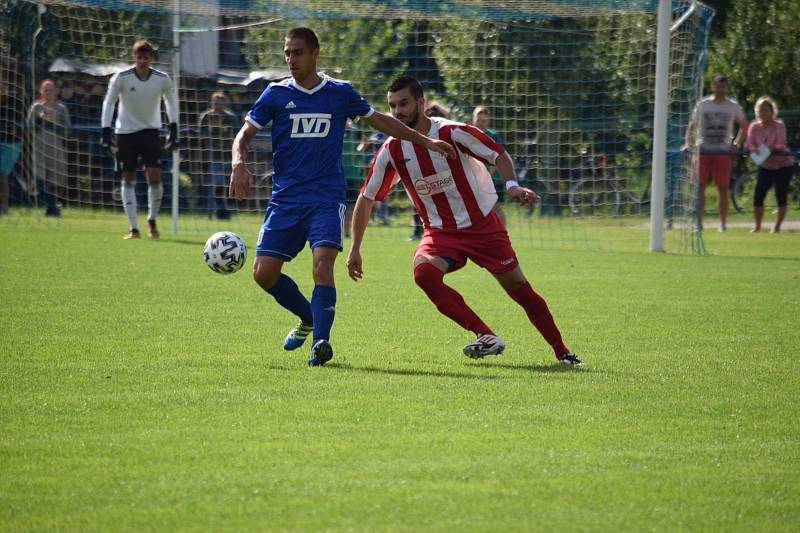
[229,27,455,366]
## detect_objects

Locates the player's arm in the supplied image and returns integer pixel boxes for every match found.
[162,76,179,151]
[100,73,120,149]
[495,152,539,205]
[453,126,538,205]
[365,111,455,158]
[733,114,749,149]
[346,193,376,281]
[774,121,788,152]
[743,121,757,152]
[229,121,257,198]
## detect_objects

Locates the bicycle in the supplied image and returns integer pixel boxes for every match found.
[568,153,650,217]
[731,151,799,213]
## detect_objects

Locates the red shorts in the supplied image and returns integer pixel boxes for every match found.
[698,154,732,187]
[415,211,519,274]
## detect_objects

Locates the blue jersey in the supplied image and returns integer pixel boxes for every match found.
[246,74,374,204]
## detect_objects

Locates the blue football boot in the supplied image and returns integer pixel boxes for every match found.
[284,322,313,351]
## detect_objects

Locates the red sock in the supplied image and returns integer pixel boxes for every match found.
[413,263,493,336]
[509,282,569,358]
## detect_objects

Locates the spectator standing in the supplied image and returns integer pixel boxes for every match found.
[744,96,796,233]
[28,79,72,217]
[684,74,748,232]
[198,91,239,219]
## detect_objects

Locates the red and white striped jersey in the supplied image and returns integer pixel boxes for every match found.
[361,117,505,230]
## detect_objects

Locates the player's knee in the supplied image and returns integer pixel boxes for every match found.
[413,261,444,292]
[312,255,335,285]
[253,263,279,290]
[503,278,527,294]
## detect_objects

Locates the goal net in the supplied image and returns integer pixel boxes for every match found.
[0,0,713,252]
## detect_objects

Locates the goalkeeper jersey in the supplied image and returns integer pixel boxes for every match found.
[245,73,374,205]
[101,67,177,134]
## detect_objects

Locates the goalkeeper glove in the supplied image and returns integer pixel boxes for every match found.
[101,127,113,152]
[164,123,178,152]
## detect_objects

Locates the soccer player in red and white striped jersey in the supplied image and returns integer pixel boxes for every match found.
[346,76,582,365]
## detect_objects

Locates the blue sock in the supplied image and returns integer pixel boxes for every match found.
[311,284,336,342]
[266,274,313,325]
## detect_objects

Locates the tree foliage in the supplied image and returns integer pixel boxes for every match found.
[708,0,800,146]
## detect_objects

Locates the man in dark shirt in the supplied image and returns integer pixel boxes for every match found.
[198,91,239,219]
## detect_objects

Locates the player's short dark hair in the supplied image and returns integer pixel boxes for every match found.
[388,76,424,100]
[712,74,728,84]
[286,27,319,51]
[132,40,154,56]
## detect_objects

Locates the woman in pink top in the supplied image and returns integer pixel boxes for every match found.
[744,96,795,233]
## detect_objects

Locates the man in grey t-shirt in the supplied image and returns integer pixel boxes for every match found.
[684,75,748,232]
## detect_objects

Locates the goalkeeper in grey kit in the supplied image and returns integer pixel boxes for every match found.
[101,39,178,239]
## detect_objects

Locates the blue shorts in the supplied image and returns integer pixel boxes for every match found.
[0,142,22,175]
[256,201,346,260]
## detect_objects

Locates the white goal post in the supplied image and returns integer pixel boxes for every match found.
[0,0,714,252]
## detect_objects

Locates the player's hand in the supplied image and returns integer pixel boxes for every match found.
[508,185,539,205]
[229,163,253,199]
[427,139,456,159]
[346,249,363,281]
[163,123,179,152]
[101,127,113,152]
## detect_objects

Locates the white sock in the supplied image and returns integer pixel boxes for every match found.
[121,181,138,230]
[147,182,163,221]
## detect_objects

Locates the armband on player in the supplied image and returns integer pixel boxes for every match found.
[504,180,520,191]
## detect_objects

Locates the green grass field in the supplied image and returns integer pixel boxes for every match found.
[1,213,799,531]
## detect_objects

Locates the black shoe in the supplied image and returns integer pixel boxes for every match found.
[560,352,583,366]
[308,339,334,367]
[147,219,160,239]
[45,206,62,217]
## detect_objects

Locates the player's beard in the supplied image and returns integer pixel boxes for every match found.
[402,107,420,129]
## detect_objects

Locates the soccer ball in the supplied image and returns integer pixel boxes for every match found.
[203,231,247,274]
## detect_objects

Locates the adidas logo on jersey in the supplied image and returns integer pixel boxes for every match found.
[285,101,296,109]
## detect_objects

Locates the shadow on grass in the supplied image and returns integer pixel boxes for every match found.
[320,362,506,380]
[475,361,597,373]
[264,360,598,377]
